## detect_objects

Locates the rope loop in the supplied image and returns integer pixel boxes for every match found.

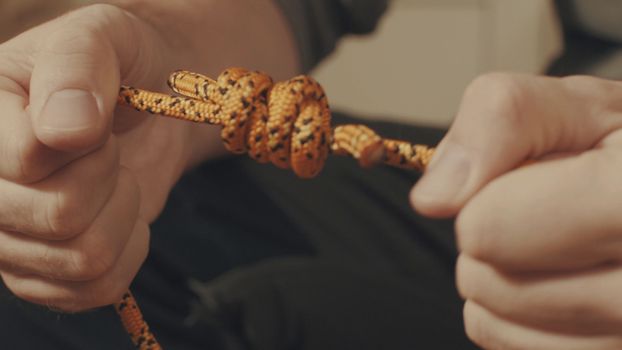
[168,68,331,178]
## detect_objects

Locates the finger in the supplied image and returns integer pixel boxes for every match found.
[0,218,149,312]
[0,80,79,182]
[464,301,622,350]
[455,141,622,270]
[0,137,119,239]
[457,255,622,335]
[0,166,139,281]
[0,5,143,183]
[0,4,161,183]
[411,74,622,217]
[28,6,129,151]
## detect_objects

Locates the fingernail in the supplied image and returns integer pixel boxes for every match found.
[39,89,100,132]
[413,142,471,206]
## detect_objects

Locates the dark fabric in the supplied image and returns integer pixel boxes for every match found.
[549,0,622,77]
[555,0,622,44]
[273,0,388,72]
[547,24,620,77]
[0,113,476,349]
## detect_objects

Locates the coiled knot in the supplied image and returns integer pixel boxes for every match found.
[119,68,434,177]
[168,68,331,178]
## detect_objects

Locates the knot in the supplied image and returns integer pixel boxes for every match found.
[114,67,437,350]
[119,68,436,177]
[168,68,331,178]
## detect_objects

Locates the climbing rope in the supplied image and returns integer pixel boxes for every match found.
[115,291,160,350]
[114,67,436,349]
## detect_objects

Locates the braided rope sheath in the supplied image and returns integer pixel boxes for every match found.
[114,68,436,349]
[118,68,435,175]
[115,292,161,350]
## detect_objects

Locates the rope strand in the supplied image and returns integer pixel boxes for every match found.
[114,292,161,350]
[114,67,436,349]
[118,68,435,176]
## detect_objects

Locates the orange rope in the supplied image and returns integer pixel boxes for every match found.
[114,67,436,349]
[114,292,161,350]
[119,68,435,175]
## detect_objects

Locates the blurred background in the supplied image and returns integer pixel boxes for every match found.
[312,0,562,127]
[1,0,562,128]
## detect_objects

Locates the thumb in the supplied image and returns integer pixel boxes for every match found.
[411,73,622,218]
[28,5,144,151]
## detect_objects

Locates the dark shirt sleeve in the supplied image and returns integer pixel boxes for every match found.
[274,0,388,72]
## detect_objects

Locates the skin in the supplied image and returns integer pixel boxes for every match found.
[0,0,298,312]
[3,1,620,347]
[411,73,622,349]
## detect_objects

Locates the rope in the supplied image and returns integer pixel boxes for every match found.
[118,68,435,176]
[114,292,161,350]
[114,67,436,349]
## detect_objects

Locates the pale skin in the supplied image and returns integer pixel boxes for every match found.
[2,1,621,349]
[0,0,298,312]
[412,73,622,349]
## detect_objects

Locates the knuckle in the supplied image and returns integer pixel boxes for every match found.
[1,273,95,313]
[58,4,133,45]
[561,74,615,98]
[0,274,64,310]
[455,206,493,261]
[37,141,120,240]
[562,75,622,120]
[47,17,98,48]
[58,3,156,82]
[7,287,44,307]
[43,192,90,240]
[11,137,48,183]
[454,255,471,300]
[71,3,130,22]
[613,307,622,328]
[77,277,129,311]
[68,245,116,281]
[463,303,495,349]
[2,274,32,302]
[11,139,30,182]
[561,74,599,88]
[39,245,64,276]
[43,6,126,61]
[464,72,529,126]
[463,305,484,346]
